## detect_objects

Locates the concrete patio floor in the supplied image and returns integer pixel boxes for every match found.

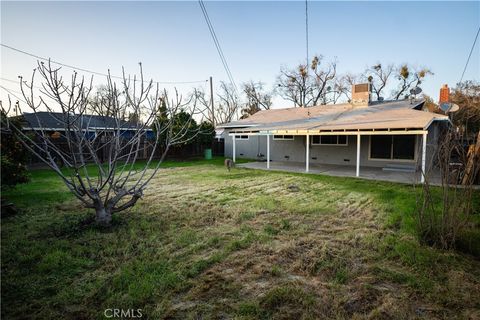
[237,161,441,185]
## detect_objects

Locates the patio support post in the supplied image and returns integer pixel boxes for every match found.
[421,132,427,183]
[232,135,236,163]
[306,134,310,172]
[266,134,270,169]
[356,134,361,177]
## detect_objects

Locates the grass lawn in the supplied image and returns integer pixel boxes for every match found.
[2,157,480,319]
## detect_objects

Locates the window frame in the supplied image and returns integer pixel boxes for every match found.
[234,135,249,140]
[368,135,417,162]
[311,135,348,146]
[273,135,295,141]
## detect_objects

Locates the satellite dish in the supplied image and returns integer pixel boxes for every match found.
[440,102,451,112]
[410,87,422,95]
[448,103,460,113]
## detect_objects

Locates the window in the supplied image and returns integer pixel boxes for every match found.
[273,135,294,140]
[311,135,348,146]
[393,135,416,160]
[370,135,415,160]
[370,135,391,159]
[234,135,249,140]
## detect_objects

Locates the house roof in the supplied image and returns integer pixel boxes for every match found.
[218,99,449,133]
[20,112,141,131]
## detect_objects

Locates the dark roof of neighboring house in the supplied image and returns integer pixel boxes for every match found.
[218,99,449,132]
[20,112,141,131]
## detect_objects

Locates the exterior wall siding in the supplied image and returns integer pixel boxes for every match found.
[224,126,441,170]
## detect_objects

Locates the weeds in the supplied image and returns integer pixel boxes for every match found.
[417,129,479,252]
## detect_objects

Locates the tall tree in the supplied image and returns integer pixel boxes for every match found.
[310,55,337,105]
[366,63,394,101]
[87,85,121,118]
[363,63,432,101]
[216,81,241,124]
[193,81,241,125]
[0,107,30,189]
[197,121,215,147]
[422,94,439,113]
[276,55,337,107]
[192,88,214,125]
[169,110,199,146]
[241,81,272,118]
[392,65,432,100]
[450,80,480,137]
[333,73,358,103]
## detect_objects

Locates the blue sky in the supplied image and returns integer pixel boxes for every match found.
[1,1,479,109]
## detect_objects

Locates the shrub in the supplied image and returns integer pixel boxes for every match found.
[1,111,29,189]
[416,129,478,253]
[197,121,215,147]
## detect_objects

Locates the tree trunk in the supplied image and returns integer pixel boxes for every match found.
[95,205,112,227]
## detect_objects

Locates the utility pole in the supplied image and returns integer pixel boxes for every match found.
[209,76,215,126]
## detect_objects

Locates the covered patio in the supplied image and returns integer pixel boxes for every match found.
[221,97,450,185]
[230,130,429,183]
[237,160,442,185]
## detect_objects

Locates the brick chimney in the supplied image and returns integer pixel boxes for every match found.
[351,83,371,107]
[439,84,450,104]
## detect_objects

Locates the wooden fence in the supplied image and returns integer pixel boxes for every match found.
[27,137,225,165]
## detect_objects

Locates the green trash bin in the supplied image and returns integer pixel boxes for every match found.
[204,148,212,160]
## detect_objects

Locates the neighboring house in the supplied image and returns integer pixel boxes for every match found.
[217,84,449,182]
[18,111,155,163]
[19,111,153,138]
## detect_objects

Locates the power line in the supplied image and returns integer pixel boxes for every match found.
[198,1,236,89]
[305,0,309,67]
[0,77,20,85]
[0,86,28,104]
[459,26,480,83]
[1,43,209,85]
[198,0,237,91]
[198,0,238,94]
[1,77,44,90]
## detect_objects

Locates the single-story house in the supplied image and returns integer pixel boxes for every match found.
[19,111,154,139]
[17,111,155,163]
[217,84,450,182]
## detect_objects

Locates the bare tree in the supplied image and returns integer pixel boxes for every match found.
[310,55,337,105]
[451,81,480,137]
[332,73,358,103]
[366,63,394,101]
[192,88,214,125]
[363,63,432,101]
[0,61,203,226]
[215,81,241,124]
[87,85,120,118]
[393,65,433,100]
[192,81,242,125]
[241,81,272,118]
[276,64,308,107]
[276,55,337,107]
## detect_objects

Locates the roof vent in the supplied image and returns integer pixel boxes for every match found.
[351,83,371,107]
